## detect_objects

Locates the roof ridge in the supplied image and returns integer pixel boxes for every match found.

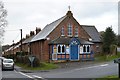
[31,15,67,42]
[81,25,95,27]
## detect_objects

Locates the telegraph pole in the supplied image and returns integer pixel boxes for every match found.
[12,40,14,60]
[20,29,22,53]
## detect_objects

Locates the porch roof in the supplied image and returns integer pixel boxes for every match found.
[49,37,94,45]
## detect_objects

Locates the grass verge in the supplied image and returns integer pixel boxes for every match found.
[104,75,118,78]
[15,62,58,70]
[95,52,120,62]
[95,75,119,80]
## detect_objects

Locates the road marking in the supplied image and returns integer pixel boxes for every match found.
[15,71,43,80]
[74,64,109,71]
[32,75,42,78]
[18,72,33,79]
[100,64,108,67]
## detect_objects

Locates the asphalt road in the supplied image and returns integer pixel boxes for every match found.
[22,61,118,78]
[28,62,118,78]
[1,61,119,80]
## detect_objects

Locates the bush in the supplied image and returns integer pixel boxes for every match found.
[33,57,40,67]
[16,55,40,67]
[110,45,117,55]
[16,51,28,56]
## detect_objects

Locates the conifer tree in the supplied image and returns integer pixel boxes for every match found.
[102,27,116,54]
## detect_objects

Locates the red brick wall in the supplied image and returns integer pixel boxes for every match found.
[48,16,90,41]
[31,14,91,62]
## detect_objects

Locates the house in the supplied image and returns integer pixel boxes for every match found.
[29,10,101,62]
[81,25,102,53]
[3,10,102,63]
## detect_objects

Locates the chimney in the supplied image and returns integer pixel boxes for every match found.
[36,27,41,34]
[66,11,73,17]
[26,34,30,39]
[30,31,35,36]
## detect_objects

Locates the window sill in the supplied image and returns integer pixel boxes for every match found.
[68,35,73,37]
[61,35,65,36]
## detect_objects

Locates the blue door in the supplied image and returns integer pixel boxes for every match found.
[70,38,80,60]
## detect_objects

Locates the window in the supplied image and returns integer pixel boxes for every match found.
[83,45,86,52]
[75,26,78,37]
[58,45,61,53]
[83,45,90,53]
[57,45,65,54]
[68,23,72,36]
[62,45,65,52]
[87,45,90,52]
[61,27,64,36]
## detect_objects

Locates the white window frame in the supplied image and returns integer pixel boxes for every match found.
[80,46,83,54]
[61,26,65,36]
[68,23,72,37]
[75,26,78,37]
[57,45,66,54]
[83,45,91,53]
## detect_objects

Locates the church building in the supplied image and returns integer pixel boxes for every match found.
[30,10,101,62]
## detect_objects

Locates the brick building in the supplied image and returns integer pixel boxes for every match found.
[3,10,102,63]
[30,10,101,62]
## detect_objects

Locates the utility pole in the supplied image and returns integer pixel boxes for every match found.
[20,29,22,53]
[12,40,14,60]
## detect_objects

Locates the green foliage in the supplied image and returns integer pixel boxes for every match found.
[15,62,58,70]
[95,52,120,62]
[16,55,40,67]
[16,51,28,56]
[96,78,119,80]
[117,35,120,47]
[95,75,119,80]
[104,75,118,78]
[102,27,117,54]
[110,45,117,55]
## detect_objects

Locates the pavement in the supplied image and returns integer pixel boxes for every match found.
[14,60,109,73]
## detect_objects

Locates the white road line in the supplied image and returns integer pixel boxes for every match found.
[18,72,33,79]
[74,64,109,71]
[32,75,42,78]
[100,64,108,67]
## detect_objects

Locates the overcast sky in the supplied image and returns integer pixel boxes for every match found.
[2,0,119,45]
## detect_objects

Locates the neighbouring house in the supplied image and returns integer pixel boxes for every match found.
[3,10,102,63]
[30,10,102,62]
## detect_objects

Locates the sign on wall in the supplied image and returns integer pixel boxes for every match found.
[66,45,69,54]
[53,45,57,53]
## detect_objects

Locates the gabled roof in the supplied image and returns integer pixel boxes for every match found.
[49,37,94,45]
[31,15,67,42]
[23,35,35,44]
[81,25,101,42]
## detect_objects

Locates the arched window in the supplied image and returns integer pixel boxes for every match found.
[62,45,65,53]
[75,26,78,37]
[58,45,61,53]
[68,23,72,36]
[87,45,90,52]
[61,27,64,36]
[83,45,86,52]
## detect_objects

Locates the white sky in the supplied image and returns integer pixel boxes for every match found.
[1,0,119,45]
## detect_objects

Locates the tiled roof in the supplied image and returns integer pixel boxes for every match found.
[23,35,35,44]
[81,25,101,42]
[49,37,94,45]
[31,16,67,42]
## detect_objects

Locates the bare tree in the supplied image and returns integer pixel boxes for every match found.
[0,1,7,43]
[0,1,7,56]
